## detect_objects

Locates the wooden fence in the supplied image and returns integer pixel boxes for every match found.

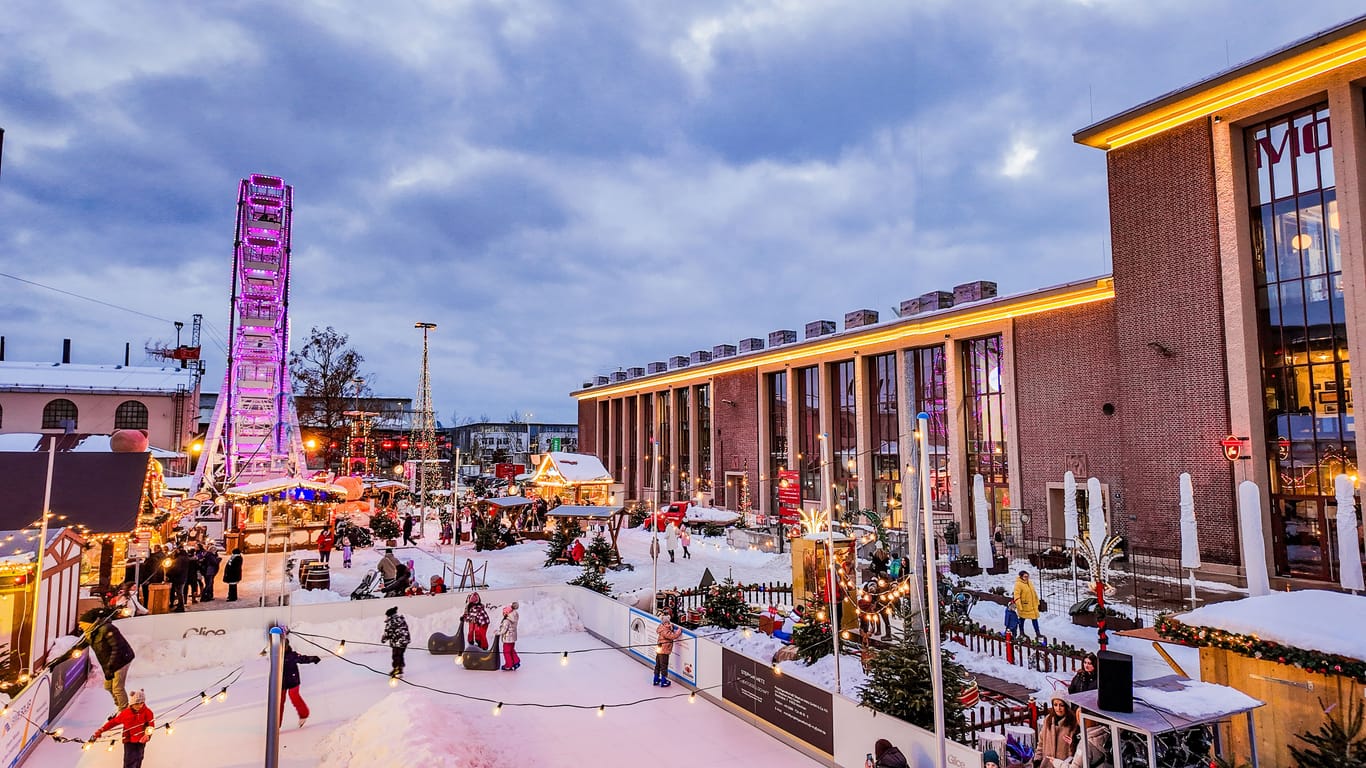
[664,582,796,613]
[945,618,1087,676]
[956,692,1037,740]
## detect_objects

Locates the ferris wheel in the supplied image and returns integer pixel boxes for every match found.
[192,174,307,499]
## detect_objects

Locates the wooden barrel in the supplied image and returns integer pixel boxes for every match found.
[302,563,330,591]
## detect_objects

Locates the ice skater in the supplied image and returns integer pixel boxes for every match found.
[76,608,136,713]
[280,639,320,727]
[652,615,682,687]
[499,602,521,670]
[90,689,154,768]
[461,592,491,650]
[382,606,410,677]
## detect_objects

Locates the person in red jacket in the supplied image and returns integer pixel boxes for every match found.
[315,528,335,565]
[90,688,154,768]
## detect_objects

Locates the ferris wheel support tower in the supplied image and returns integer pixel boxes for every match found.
[193,174,307,504]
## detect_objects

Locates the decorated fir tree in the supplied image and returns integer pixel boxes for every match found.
[789,596,834,665]
[1290,698,1366,768]
[857,607,970,739]
[738,472,752,517]
[568,565,613,596]
[581,532,615,572]
[543,517,584,566]
[702,577,751,629]
[473,517,501,551]
[369,512,400,541]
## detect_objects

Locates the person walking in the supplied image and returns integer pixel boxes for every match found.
[377,549,400,583]
[280,639,321,728]
[665,521,679,563]
[1036,694,1081,767]
[76,609,136,712]
[462,592,491,650]
[223,548,243,602]
[499,602,521,671]
[90,689,154,768]
[382,606,410,677]
[1012,570,1044,639]
[652,615,683,686]
[199,546,221,602]
[315,527,335,565]
[402,512,416,546]
[680,527,692,559]
[943,520,960,560]
[339,534,353,569]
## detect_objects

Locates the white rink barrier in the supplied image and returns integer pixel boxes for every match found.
[108,585,981,768]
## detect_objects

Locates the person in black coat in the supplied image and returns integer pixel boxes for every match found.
[223,548,244,602]
[139,547,164,605]
[280,639,320,727]
[869,738,909,768]
[199,547,221,602]
[402,512,416,545]
[1069,652,1098,694]
[166,549,192,612]
[75,609,136,711]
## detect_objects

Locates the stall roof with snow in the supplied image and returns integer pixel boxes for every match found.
[485,495,534,509]
[528,452,615,504]
[224,477,349,499]
[1068,676,1262,731]
[0,361,197,395]
[1175,590,1366,662]
[0,432,182,458]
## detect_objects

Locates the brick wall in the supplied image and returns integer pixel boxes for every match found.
[1107,120,1237,564]
[577,398,597,459]
[1013,299,1122,541]
[713,369,760,506]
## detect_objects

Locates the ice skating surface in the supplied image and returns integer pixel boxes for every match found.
[30,598,824,767]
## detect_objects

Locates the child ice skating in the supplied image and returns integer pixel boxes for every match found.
[382,606,410,676]
[280,639,321,727]
[499,602,521,670]
[652,616,682,687]
[90,689,154,768]
[462,592,491,650]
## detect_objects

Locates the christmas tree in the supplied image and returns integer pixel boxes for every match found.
[789,596,834,665]
[472,517,501,551]
[581,532,615,572]
[857,606,970,739]
[568,566,613,596]
[702,577,751,629]
[543,517,584,566]
[1290,697,1366,767]
[739,472,752,517]
[369,512,400,541]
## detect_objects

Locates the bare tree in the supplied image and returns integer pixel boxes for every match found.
[291,326,370,470]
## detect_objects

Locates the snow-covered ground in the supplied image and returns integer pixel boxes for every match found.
[34,595,824,767]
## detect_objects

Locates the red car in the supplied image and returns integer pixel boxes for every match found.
[643,501,689,531]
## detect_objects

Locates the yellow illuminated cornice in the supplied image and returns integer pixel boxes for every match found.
[574,277,1115,401]
[1076,27,1366,150]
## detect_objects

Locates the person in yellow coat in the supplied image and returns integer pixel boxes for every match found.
[1012,570,1044,639]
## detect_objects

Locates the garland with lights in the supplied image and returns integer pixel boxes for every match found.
[1155,613,1366,683]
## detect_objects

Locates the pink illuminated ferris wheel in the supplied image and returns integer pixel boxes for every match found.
[193,174,307,498]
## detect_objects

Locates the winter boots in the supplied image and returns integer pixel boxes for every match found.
[652,673,671,687]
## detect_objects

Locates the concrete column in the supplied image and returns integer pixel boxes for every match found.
[944,338,967,529]
[895,349,914,531]
[1328,83,1366,511]
[854,354,874,518]
[757,372,772,519]
[818,363,835,510]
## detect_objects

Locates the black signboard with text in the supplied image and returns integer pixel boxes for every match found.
[721,647,834,755]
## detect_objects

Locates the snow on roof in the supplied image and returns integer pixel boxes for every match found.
[0,527,69,558]
[224,477,349,497]
[0,361,197,394]
[1133,678,1262,720]
[537,452,612,483]
[0,432,179,458]
[1180,590,1366,662]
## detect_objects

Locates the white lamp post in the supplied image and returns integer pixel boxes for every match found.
[918,413,947,768]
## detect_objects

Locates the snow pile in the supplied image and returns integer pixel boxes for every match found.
[684,507,741,525]
[504,592,584,636]
[315,689,507,767]
[291,588,347,605]
[1135,678,1262,719]
[1180,590,1366,661]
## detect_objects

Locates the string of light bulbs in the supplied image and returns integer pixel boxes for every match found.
[286,626,754,659]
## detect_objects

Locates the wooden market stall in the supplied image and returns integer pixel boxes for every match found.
[547,505,630,563]
[1155,590,1366,767]
[0,527,86,683]
[223,477,348,554]
[527,452,615,505]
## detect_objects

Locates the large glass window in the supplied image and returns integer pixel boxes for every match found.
[611,399,624,483]
[767,372,789,513]
[797,366,822,503]
[911,345,951,512]
[643,392,656,491]
[963,336,1009,522]
[697,385,711,496]
[42,399,78,431]
[830,360,857,514]
[677,388,691,495]
[115,400,150,431]
[868,353,901,523]
[657,391,672,497]
[625,396,638,496]
[1248,104,1352,498]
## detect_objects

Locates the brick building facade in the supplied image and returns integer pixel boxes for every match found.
[575,16,1366,584]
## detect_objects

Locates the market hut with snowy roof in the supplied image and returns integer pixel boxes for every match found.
[0,526,86,685]
[526,452,620,506]
[222,477,349,553]
[1156,589,1366,766]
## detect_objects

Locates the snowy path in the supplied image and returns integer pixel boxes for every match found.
[33,598,824,767]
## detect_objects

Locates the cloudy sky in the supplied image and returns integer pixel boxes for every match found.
[2,1,1362,424]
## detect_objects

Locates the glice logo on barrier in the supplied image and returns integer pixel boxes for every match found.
[182,627,227,639]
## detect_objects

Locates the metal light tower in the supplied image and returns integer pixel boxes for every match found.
[410,323,439,537]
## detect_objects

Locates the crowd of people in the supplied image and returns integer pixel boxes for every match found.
[125,540,223,613]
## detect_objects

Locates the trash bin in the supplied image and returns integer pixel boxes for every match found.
[225,532,243,554]
[148,583,172,615]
